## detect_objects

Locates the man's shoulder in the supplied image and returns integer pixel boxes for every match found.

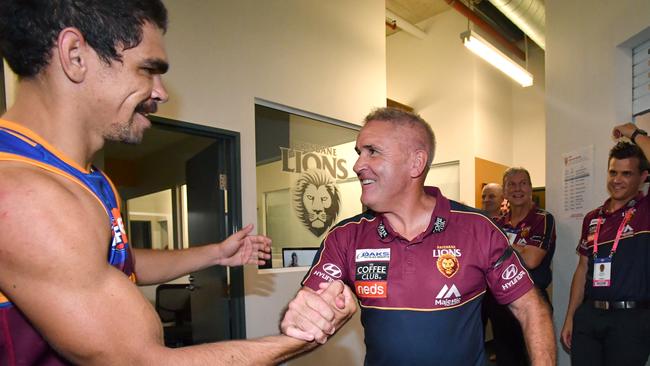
[0,162,84,199]
[328,210,377,233]
[532,207,555,222]
[448,200,496,225]
[0,163,109,279]
[581,205,602,224]
[0,162,69,197]
[0,163,106,239]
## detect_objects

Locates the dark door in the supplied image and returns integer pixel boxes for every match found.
[185,138,237,343]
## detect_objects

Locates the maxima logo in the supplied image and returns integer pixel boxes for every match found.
[323,263,342,278]
[436,284,461,299]
[435,284,461,306]
[355,248,390,262]
[501,264,518,280]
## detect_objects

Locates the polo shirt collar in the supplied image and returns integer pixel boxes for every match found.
[374,186,451,242]
[500,204,538,228]
[599,193,644,217]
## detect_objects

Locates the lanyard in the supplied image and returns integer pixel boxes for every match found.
[592,207,635,259]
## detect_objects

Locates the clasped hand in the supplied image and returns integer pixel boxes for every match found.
[280,281,357,344]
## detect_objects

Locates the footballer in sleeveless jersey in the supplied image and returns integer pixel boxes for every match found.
[0,119,135,366]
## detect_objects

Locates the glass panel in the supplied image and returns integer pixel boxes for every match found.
[127,189,174,250]
[255,105,359,269]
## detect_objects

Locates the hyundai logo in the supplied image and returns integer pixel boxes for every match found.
[501,264,518,280]
[323,263,342,278]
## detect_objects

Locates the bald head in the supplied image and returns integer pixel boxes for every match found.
[481,183,504,218]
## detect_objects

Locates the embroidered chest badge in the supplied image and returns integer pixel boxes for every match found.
[377,221,388,239]
[436,253,460,278]
[520,226,530,238]
[432,217,447,233]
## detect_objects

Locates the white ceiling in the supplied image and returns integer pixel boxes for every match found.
[385,0,450,36]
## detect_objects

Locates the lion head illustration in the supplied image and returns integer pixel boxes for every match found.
[436,253,460,278]
[292,170,341,237]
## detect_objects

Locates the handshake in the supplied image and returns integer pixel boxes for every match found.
[280,281,357,344]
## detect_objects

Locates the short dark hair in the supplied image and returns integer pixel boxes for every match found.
[0,0,168,77]
[609,141,650,173]
[363,107,436,168]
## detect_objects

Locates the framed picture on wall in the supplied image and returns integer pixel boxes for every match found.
[282,247,318,268]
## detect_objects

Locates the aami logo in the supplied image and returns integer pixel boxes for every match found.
[323,263,342,278]
[355,281,387,298]
[356,248,390,262]
[435,284,461,306]
[501,265,526,291]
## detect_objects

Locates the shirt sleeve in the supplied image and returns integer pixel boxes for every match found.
[576,214,593,257]
[301,228,351,291]
[485,227,535,305]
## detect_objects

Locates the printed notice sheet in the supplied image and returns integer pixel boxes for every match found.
[562,146,594,220]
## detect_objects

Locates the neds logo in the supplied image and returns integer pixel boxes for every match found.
[355,281,387,298]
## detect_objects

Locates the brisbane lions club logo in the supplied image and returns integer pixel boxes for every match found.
[436,253,460,278]
[292,170,341,237]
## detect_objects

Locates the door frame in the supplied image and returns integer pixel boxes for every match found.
[150,115,247,339]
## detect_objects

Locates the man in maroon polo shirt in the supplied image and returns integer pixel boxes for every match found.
[280,107,556,365]
[561,123,650,366]
[487,167,556,366]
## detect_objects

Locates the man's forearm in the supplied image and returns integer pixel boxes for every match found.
[133,246,218,285]
[166,335,317,366]
[565,257,587,321]
[633,132,650,158]
[509,290,556,365]
[114,335,316,366]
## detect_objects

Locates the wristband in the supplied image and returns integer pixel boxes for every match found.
[631,128,648,144]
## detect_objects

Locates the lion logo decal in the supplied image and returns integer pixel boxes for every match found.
[436,253,460,278]
[292,170,341,237]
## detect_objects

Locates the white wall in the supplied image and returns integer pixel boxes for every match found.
[387,9,545,205]
[2,61,16,108]
[545,1,650,365]
[160,1,385,364]
[474,52,514,168]
[387,10,478,204]
[512,45,546,187]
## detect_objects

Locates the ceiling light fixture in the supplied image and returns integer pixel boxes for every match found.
[461,30,533,87]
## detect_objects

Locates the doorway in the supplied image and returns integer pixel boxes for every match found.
[98,115,246,344]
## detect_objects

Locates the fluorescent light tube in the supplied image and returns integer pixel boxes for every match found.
[461,30,533,87]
